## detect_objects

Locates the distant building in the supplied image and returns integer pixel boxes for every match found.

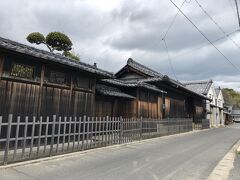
[183,81,224,127]
[223,105,233,125]
[232,110,240,122]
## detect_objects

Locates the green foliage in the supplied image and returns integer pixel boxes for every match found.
[26,31,80,61]
[26,32,45,45]
[63,51,80,61]
[46,32,72,52]
[222,88,240,108]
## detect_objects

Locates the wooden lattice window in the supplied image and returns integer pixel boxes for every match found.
[44,68,71,86]
[10,63,34,79]
[139,91,148,101]
[149,94,157,102]
[49,71,66,84]
[74,76,92,90]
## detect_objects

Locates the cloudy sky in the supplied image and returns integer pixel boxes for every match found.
[1,0,240,91]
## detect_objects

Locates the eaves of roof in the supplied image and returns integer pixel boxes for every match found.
[0,37,113,78]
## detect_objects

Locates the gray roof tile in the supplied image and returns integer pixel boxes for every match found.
[115,58,164,78]
[96,84,135,99]
[183,80,213,95]
[0,37,113,78]
[101,79,167,93]
[232,110,240,115]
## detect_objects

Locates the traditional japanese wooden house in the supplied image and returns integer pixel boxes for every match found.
[0,37,113,120]
[96,79,166,118]
[96,58,210,122]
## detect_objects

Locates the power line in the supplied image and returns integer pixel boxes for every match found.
[234,0,240,27]
[168,0,240,73]
[194,0,240,50]
[163,39,178,80]
[169,29,240,60]
[162,0,190,81]
[163,0,191,40]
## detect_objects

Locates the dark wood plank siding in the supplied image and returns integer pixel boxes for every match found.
[137,89,162,119]
[95,96,136,118]
[0,80,40,118]
[0,53,96,121]
[95,96,114,117]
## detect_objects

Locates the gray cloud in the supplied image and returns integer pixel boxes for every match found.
[0,0,240,91]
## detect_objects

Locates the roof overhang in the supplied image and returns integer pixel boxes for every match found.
[0,37,114,78]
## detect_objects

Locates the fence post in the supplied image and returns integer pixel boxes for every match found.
[50,115,56,156]
[81,115,86,150]
[37,117,42,157]
[105,116,109,146]
[4,114,12,165]
[73,117,77,151]
[22,116,28,158]
[29,116,36,157]
[13,116,20,161]
[178,118,180,134]
[140,117,143,140]
[120,116,123,144]
[167,118,169,135]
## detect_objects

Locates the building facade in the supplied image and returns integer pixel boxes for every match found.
[184,80,225,127]
[0,37,210,126]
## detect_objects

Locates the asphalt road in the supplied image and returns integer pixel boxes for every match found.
[1,124,240,180]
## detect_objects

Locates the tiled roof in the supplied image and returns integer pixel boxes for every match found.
[183,80,213,95]
[232,110,240,115]
[115,58,164,78]
[100,79,167,94]
[128,77,210,100]
[96,84,135,99]
[0,37,113,78]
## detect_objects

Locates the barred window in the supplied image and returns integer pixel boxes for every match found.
[74,76,92,90]
[139,91,148,101]
[10,63,34,79]
[45,68,70,86]
[149,94,157,102]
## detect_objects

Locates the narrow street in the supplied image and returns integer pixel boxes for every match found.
[1,124,240,180]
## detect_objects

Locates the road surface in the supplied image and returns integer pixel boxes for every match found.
[1,124,240,180]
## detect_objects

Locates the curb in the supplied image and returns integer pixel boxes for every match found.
[207,139,240,180]
[237,145,240,154]
[0,128,210,169]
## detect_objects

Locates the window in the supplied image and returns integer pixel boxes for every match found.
[149,94,157,102]
[10,63,34,79]
[45,68,70,85]
[74,76,92,90]
[139,91,148,101]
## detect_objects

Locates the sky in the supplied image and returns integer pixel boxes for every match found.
[0,0,240,91]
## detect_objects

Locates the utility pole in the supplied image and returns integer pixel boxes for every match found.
[234,0,240,27]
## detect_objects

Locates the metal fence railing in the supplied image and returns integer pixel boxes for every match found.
[0,115,193,165]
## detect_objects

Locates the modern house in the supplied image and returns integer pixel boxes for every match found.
[184,80,225,127]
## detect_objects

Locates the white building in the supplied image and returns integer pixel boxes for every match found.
[184,80,224,127]
[215,87,225,126]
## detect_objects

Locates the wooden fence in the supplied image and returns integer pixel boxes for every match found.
[0,115,193,165]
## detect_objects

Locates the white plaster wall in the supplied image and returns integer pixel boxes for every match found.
[206,84,218,127]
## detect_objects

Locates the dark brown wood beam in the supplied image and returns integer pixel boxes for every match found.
[0,54,5,79]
